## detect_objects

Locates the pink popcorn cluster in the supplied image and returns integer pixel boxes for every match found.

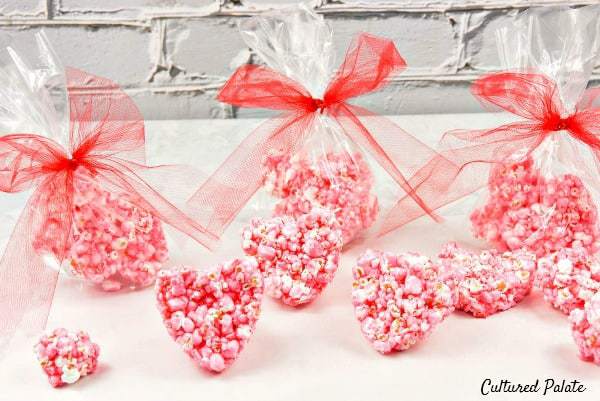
[536,247,600,315]
[34,328,100,388]
[471,158,600,258]
[438,242,537,318]
[34,171,169,291]
[263,151,378,245]
[155,259,263,373]
[352,249,457,354]
[570,292,600,366]
[242,208,342,306]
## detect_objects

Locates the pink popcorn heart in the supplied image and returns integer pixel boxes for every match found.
[263,151,378,245]
[570,292,600,366]
[155,259,263,373]
[34,169,169,291]
[438,242,536,318]
[34,328,100,388]
[536,247,600,315]
[471,158,600,258]
[242,208,342,306]
[352,249,457,354]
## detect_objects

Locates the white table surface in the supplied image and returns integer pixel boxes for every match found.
[1,114,599,401]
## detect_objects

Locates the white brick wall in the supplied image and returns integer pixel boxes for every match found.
[0,0,597,119]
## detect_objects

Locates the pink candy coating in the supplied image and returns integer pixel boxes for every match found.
[242,208,342,306]
[570,292,600,366]
[438,242,536,318]
[263,151,378,245]
[155,259,263,373]
[536,247,600,315]
[352,249,457,354]
[34,170,168,291]
[471,158,600,258]
[34,328,100,388]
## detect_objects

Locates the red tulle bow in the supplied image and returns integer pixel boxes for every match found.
[0,68,216,354]
[187,33,441,238]
[380,72,600,234]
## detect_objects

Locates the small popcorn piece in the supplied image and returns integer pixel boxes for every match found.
[352,249,457,354]
[34,328,100,388]
[33,169,168,291]
[536,247,600,315]
[470,158,600,258]
[263,151,378,245]
[242,208,342,306]
[438,242,536,318]
[155,259,263,373]
[570,292,600,365]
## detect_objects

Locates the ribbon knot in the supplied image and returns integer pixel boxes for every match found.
[189,32,442,240]
[543,114,573,132]
[310,98,327,114]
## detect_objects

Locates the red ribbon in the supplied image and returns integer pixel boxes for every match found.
[0,68,216,354]
[380,72,600,235]
[187,33,442,238]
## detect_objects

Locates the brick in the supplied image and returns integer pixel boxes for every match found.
[128,88,226,119]
[0,26,152,86]
[327,13,457,71]
[164,18,247,79]
[58,0,219,18]
[0,0,45,18]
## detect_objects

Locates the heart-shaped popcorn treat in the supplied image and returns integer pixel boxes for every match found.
[242,208,342,306]
[471,158,600,258]
[34,328,100,388]
[155,259,263,373]
[352,249,457,354]
[34,169,169,292]
[536,247,600,315]
[438,242,536,318]
[263,151,378,245]
[570,292,600,366]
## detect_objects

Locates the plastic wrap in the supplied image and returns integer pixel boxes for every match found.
[187,5,442,247]
[0,32,215,355]
[382,5,600,258]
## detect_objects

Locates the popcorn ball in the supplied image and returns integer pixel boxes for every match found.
[536,247,600,315]
[352,249,457,354]
[570,292,600,366]
[242,208,342,306]
[155,259,263,373]
[438,242,536,318]
[34,170,168,291]
[471,158,600,258]
[34,328,100,388]
[263,151,378,245]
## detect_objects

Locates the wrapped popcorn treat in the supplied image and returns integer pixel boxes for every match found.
[380,6,600,258]
[0,33,215,355]
[186,5,443,247]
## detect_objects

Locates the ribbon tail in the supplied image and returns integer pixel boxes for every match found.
[331,103,443,225]
[0,191,61,358]
[186,113,315,239]
[379,122,547,236]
